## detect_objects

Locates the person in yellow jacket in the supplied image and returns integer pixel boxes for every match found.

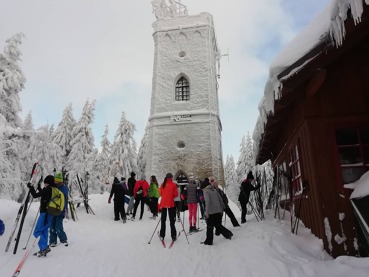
[158,173,178,242]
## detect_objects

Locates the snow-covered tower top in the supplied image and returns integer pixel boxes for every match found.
[151,0,188,20]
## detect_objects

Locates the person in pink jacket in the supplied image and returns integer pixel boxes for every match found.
[132,174,150,220]
[159,173,178,241]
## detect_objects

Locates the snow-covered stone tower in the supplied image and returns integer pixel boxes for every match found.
[146,1,224,185]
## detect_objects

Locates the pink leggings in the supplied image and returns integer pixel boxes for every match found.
[188,203,198,227]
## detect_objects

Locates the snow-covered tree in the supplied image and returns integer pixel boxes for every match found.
[0,33,28,198]
[137,124,149,177]
[95,125,111,191]
[23,111,34,131]
[0,125,21,200]
[24,124,63,176]
[254,160,275,208]
[0,33,26,128]
[67,99,96,178]
[85,148,101,194]
[236,133,254,183]
[110,112,138,179]
[224,154,239,203]
[53,103,76,166]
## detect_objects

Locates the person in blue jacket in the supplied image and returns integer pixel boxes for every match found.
[49,172,69,247]
[0,219,5,236]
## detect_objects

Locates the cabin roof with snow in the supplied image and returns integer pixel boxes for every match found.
[253,0,369,164]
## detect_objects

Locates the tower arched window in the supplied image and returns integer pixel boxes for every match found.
[175,77,190,101]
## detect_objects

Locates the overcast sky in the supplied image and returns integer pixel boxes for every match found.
[0,0,330,162]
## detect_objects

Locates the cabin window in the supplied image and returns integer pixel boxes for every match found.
[289,143,303,194]
[335,127,369,184]
[175,77,190,101]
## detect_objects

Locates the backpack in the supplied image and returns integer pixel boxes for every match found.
[47,187,65,216]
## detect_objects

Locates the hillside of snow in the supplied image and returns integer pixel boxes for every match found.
[1,193,369,277]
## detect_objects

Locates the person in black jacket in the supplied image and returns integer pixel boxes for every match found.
[28,175,55,257]
[238,171,260,223]
[108,177,127,223]
[127,172,136,215]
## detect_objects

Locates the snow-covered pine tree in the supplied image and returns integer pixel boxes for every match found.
[236,133,255,183]
[0,33,26,128]
[224,154,239,203]
[53,103,76,167]
[67,99,96,180]
[95,124,111,192]
[0,33,28,199]
[110,112,138,179]
[19,111,35,180]
[0,120,21,200]
[85,148,101,194]
[24,124,63,176]
[137,124,149,177]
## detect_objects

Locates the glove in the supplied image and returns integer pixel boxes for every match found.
[180,194,185,200]
[27,182,32,189]
[108,198,111,204]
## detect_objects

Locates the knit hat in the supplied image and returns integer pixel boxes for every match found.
[166,173,173,178]
[54,172,63,183]
[44,175,55,185]
[247,171,254,180]
[131,172,136,177]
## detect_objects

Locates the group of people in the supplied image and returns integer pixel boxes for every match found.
[27,172,69,257]
[108,170,260,246]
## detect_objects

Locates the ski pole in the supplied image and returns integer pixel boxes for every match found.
[148,217,161,244]
[22,207,40,250]
[178,216,190,244]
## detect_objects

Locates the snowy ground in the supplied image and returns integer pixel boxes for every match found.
[1,193,369,277]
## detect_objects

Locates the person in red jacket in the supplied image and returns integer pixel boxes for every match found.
[132,174,150,220]
[159,173,178,241]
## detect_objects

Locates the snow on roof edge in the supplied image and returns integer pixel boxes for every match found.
[253,0,368,162]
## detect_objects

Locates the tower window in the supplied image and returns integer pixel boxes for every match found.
[175,77,190,101]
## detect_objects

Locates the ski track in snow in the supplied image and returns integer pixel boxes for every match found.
[1,193,369,277]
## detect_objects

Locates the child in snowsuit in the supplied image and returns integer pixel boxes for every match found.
[50,172,69,247]
[28,175,55,257]
[183,179,200,232]
[148,175,160,218]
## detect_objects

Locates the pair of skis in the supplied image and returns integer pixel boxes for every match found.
[158,231,180,248]
[5,162,40,255]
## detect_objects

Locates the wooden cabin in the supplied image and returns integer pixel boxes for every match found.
[254,3,369,257]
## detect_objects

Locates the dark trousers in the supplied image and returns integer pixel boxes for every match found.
[239,199,248,223]
[133,196,145,219]
[50,215,67,244]
[199,200,205,218]
[224,207,240,227]
[174,201,181,219]
[150,197,158,216]
[159,207,177,239]
[114,200,126,220]
[204,213,233,245]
